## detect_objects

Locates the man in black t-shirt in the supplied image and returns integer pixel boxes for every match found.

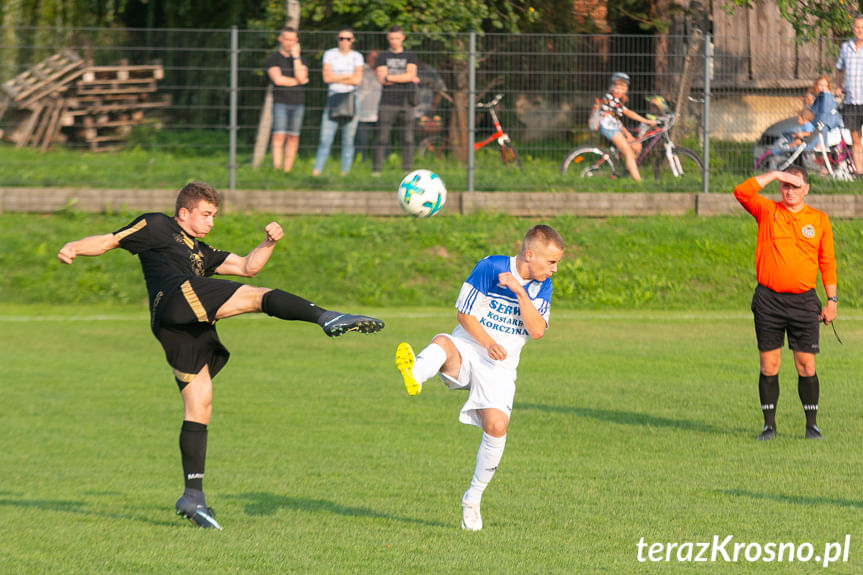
[57,182,384,530]
[373,25,419,175]
[265,26,309,173]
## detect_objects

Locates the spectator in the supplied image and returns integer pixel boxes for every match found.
[373,25,419,176]
[355,50,381,164]
[312,27,364,176]
[596,72,656,182]
[834,14,863,176]
[810,75,842,131]
[265,26,309,173]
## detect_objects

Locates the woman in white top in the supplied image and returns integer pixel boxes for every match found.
[312,27,364,176]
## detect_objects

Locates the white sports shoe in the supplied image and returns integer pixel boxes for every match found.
[461,499,482,531]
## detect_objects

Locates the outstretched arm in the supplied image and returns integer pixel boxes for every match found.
[623,107,657,126]
[57,233,120,264]
[214,221,283,278]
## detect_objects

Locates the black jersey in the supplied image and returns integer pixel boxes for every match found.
[114,213,230,308]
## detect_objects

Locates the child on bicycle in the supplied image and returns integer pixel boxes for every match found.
[754,108,816,168]
[597,72,657,182]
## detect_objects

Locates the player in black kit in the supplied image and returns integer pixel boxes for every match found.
[57,182,384,529]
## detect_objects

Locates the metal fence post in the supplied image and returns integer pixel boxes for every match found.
[229,26,238,192]
[702,32,712,194]
[467,31,476,194]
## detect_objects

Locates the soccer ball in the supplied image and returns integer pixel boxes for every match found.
[397,169,447,217]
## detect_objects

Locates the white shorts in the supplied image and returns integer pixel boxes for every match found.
[435,333,517,428]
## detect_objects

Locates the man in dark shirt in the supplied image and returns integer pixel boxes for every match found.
[57,182,384,529]
[373,25,419,175]
[265,26,309,173]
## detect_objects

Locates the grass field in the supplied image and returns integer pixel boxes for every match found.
[2,305,861,574]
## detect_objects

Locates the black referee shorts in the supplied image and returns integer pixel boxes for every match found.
[842,103,863,132]
[152,277,244,389]
[750,284,822,354]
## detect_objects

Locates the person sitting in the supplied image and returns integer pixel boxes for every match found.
[596,72,657,182]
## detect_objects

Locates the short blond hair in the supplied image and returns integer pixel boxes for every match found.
[523,225,565,253]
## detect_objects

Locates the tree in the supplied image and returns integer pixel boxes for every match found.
[295,0,539,162]
[723,0,861,40]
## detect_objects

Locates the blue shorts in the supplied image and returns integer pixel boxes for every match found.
[272,102,304,135]
[599,124,619,141]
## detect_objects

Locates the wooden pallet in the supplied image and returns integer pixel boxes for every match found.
[1,50,86,109]
[81,63,164,83]
[2,51,168,152]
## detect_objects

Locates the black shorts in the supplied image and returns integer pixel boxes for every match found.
[750,284,821,353]
[841,103,863,132]
[152,277,244,388]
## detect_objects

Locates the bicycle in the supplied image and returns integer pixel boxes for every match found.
[560,112,704,183]
[755,122,856,181]
[475,93,521,169]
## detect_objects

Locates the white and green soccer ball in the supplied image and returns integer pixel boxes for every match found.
[397,169,447,217]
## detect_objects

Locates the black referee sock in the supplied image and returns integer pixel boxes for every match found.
[759,373,779,429]
[261,289,325,323]
[798,374,819,427]
[180,420,208,494]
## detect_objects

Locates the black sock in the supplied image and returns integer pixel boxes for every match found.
[798,374,819,427]
[759,373,779,428]
[180,420,208,496]
[261,289,325,323]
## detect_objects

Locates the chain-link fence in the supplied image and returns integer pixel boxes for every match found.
[0,26,851,193]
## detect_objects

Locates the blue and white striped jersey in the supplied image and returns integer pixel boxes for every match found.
[452,255,553,371]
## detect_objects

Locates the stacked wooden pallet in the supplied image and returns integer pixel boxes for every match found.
[0,50,169,152]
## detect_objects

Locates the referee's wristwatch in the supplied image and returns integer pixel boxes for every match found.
[827,296,838,303]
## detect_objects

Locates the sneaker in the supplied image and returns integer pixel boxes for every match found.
[461,499,482,531]
[756,425,777,441]
[395,342,421,396]
[318,311,384,337]
[176,495,222,530]
[805,425,824,440]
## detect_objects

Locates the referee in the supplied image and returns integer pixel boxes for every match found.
[734,167,837,441]
[57,181,384,529]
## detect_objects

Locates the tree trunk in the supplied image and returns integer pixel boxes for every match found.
[285,0,300,28]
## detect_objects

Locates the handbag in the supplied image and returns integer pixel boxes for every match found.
[328,91,355,120]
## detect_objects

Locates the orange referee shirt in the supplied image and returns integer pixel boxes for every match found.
[734,177,837,294]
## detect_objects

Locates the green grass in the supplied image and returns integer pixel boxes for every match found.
[2,306,862,573]
[5,212,863,310]
[0,136,839,194]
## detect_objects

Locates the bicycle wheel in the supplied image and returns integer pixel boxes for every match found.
[651,145,704,183]
[560,146,617,178]
[500,142,522,170]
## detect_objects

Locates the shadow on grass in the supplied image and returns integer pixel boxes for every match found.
[226,492,449,528]
[0,496,177,527]
[719,488,863,510]
[519,402,729,435]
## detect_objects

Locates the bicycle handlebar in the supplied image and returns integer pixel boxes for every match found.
[477,93,504,108]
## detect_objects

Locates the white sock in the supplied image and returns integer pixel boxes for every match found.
[412,342,447,384]
[463,432,507,504]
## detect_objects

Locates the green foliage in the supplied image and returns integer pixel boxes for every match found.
[724,0,860,40]
[302,0,537,36]
[5,212,863,310]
